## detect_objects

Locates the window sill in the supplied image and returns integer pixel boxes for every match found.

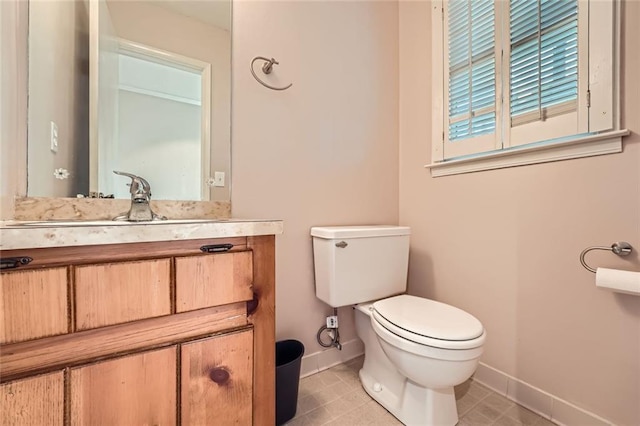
[425,129,630,177]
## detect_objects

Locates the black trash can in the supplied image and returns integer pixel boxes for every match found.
[275,339,305,425]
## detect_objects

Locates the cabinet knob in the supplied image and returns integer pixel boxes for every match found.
[209,367,230,385]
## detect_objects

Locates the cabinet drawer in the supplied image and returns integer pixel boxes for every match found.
[176,251,253,312]
[1,371,64,426]
[70,347,176,425]
[0,268,68,344]
[74,259,171,330]
[181,329,253,425]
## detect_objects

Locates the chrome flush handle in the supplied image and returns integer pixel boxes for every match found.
[335,241,348,248]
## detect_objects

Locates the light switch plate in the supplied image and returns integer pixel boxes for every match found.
[50,121,59,153]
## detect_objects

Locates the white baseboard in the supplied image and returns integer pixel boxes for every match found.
[473,362,613,426]
[299,338,364,378]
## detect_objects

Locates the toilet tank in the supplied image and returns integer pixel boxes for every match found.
[311,226,410,307]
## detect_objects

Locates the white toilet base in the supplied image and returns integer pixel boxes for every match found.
[354,304,464,426]
[359,367,458,426]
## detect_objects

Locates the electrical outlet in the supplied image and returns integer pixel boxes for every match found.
[50,121,59,153]
[326,315,338,328]
[213,171,225,187]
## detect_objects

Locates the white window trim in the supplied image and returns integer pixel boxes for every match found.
[426,129,628,177]
[427,0,628,177]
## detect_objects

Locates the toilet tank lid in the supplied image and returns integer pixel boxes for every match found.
[311,226,411,239]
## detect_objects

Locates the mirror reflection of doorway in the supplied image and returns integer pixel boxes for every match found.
[99,39,211,200]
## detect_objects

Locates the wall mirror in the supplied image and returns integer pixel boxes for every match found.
[27,0,231,201]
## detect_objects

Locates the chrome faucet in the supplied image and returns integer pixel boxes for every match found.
[113,171,166,222]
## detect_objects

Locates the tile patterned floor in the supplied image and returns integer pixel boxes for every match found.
[285,356,555,426]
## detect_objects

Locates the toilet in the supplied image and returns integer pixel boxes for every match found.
[311,225,486,426]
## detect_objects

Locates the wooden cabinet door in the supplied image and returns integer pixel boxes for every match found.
[0,268,68,344]
[176,251,254,312]
[70,346,176,425]
[181,329,253,425]
[0,371,64,426]
[74,259,171,330]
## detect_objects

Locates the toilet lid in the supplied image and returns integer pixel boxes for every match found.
[372,295,484,342]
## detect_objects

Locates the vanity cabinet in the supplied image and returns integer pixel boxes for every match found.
[0,235,276,425]
[70,346,177,425]
[0,371,64,426]
[0,267,68,344]
[176,250,254,312]
[74,258,172,330]
[181,329,254,424]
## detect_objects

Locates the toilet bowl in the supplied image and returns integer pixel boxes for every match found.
[355,295,485,426]
[311,226,486,426]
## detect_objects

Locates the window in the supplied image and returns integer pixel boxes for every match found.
[429,0,628,177]
[446,0,498,157]
[509,0,578,127]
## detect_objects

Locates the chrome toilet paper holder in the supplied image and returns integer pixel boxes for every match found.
[580,242,633,273]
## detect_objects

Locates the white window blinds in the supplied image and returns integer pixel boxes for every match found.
[510,0,579,126]
[447,0,496,142]
[444,0,583,157]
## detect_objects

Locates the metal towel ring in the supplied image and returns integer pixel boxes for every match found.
[250,56,293,91]
[579,241,633,273]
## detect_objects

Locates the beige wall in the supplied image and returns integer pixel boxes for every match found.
[3,1,637,422]
[1,0,27,219]
[28,0,89,198]
[108,1,231,201]
[232,1,400,352]
[399,2,640,425]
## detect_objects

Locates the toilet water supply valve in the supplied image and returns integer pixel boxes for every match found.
[316,308,342,350]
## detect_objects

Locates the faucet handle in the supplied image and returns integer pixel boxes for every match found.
[113,171,151,196]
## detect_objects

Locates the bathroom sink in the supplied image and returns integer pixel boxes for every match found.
[7,219,224,227]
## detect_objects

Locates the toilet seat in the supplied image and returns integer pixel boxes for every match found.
[372,295,486,350]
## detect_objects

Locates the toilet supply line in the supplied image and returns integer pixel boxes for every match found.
[317,308,342,350]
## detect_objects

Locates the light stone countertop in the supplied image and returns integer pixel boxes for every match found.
[0,219,284,250]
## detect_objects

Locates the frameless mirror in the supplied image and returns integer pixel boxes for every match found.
[27,0,231,201]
